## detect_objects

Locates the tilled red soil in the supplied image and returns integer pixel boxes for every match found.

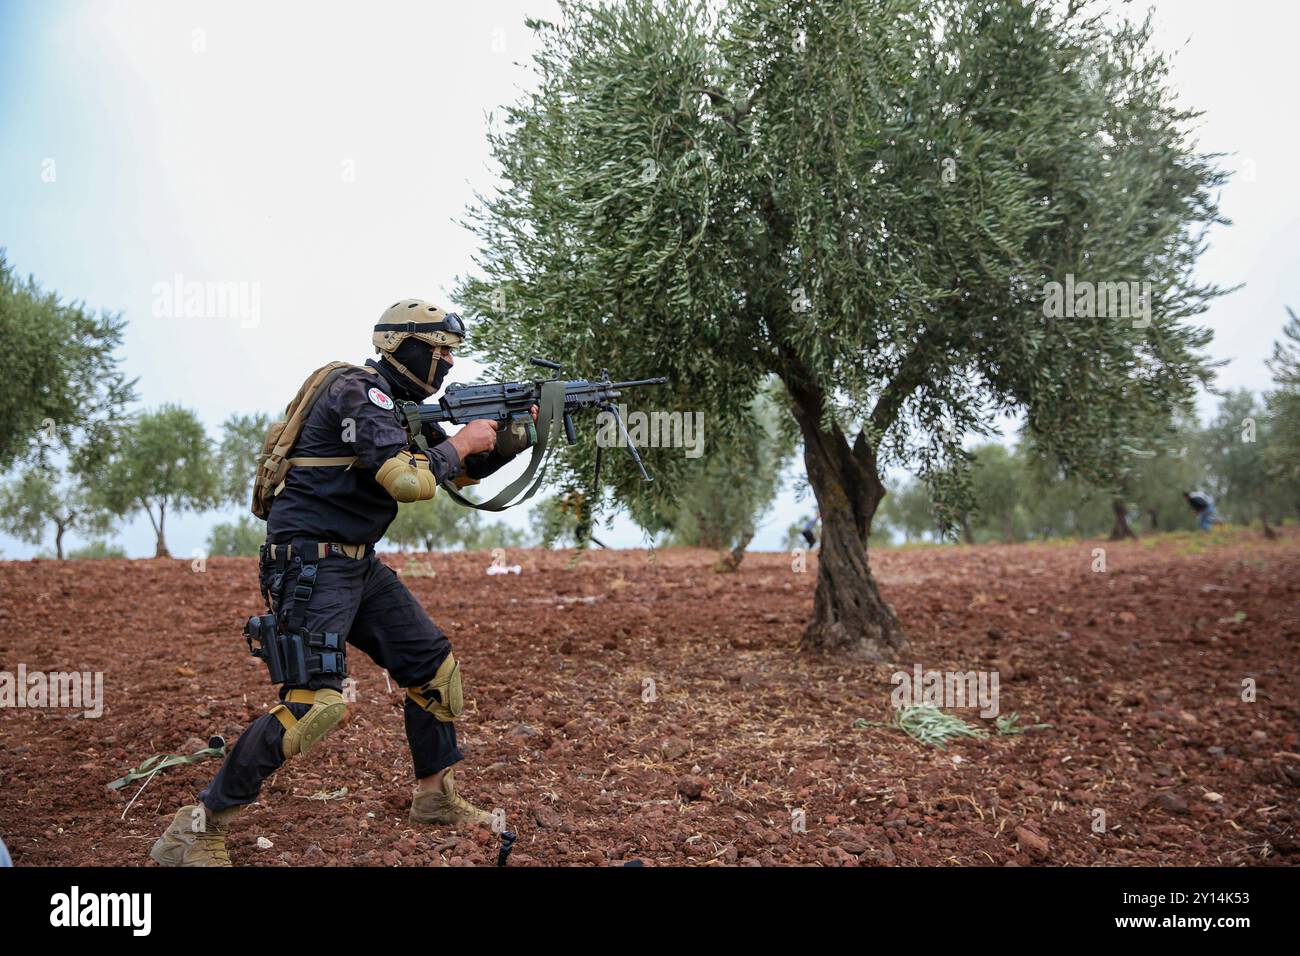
[1,529,1297,866]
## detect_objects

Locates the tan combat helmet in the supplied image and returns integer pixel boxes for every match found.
[372,299,466,394]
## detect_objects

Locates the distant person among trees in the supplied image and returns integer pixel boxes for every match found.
[801,512,820,549]
[1184,490,1217,532]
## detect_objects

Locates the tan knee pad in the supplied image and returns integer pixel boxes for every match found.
[406,654,464,722]
[274,688,347,758]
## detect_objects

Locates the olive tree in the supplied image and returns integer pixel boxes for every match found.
[1263,307,1300,515]
[456,0,1226,657]
[629,381,796,570]
[91,405,220,558]
[0,467,116,560]
[217,412,275,509]
[0,252,135,472]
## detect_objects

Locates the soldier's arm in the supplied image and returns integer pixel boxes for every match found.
[418,420,507,487]
[336,377,462,501]
[457,403,539,481]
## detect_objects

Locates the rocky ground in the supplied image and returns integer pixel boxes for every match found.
[1,527,1296,866]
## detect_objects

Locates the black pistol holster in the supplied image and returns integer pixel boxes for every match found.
[244,541,347,686]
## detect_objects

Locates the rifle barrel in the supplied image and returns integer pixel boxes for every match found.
[608,377,669,389]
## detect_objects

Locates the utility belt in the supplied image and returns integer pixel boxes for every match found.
[242,538,372,686]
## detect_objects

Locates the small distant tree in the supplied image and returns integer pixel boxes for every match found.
[68,540,127,559]
[463,521,530,552]
[1125,410,1204,532]
[91,405,220,558]
[1263,307,1300,517]
[1199,390,1290,533]
[629,383,795,570]
[385,495,478,552]
[1020,459,1112,539]
[0,466,116,560]
[530,494,585,549]
[878,479,942,544]
[968,444,1028,543]
[217,412,275,508]
[207,516,265,557]
[782,521,803,552]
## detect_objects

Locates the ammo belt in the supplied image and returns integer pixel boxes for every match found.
[262,540,372,637]
[266,541,372,561]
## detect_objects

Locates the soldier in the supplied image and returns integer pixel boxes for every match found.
[800,512,820,549]
[1183,490,1217,532]
[151,299,535,866]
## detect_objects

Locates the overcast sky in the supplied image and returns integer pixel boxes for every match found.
[1,0,1296,559]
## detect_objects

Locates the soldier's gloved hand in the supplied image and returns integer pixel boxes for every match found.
[447,418,499,460]
[496,404,539,457]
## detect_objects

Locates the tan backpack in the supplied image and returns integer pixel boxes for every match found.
[251,362,379,519]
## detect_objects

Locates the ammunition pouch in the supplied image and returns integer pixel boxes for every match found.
[244,614,347,686]
[245,539,361,686]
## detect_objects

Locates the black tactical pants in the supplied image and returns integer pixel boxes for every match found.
[200,552,462,812]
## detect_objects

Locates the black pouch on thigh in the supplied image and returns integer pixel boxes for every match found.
[243,548,347,687]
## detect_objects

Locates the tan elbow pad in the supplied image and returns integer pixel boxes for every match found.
[375,450,438,502]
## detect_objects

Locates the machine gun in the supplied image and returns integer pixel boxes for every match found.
[394,358,667,511]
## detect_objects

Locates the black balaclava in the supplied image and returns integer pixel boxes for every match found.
[379,338,452,401]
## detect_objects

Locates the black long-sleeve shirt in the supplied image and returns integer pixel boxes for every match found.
[265,361,511,544]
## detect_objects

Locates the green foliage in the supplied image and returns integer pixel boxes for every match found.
[455,0,1225,550]
[994,713,1051,736]
[629,380,795,554]
[1263,307,1300,500]
[1018,461,1113,539]
[1197,390,1291,525]
[878,479,942,543]
[0,465,115,560]
[1124,424,1204,533]
[462,521,529,552]
[968,443,1028,542]
[90,405,220,556]
[887,705,988,750]
[0,251,136,471]
[68,540,127,559]
[383,493,529,552]
[530,494,585,548]
[384,496,467,552]
[880,407,1219,544]
[782,516,811,551]
[207,516,265,557]
[217,412,275,508]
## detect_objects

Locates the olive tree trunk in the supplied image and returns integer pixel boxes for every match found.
[1109,497,1137,541]
[784,371,907,659]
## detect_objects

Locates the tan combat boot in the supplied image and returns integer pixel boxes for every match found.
[409,768,493,827]
[149,803,239,867]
